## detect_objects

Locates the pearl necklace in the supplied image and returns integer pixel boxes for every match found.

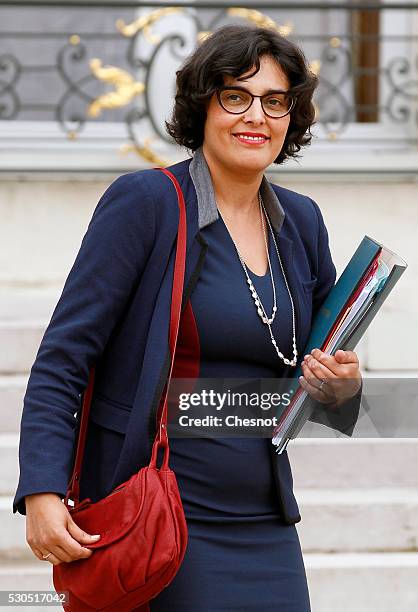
[217,192,298,367]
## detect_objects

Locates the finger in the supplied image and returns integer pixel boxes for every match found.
[334,349,359,364]
[33,547,48,561]
[301,362,324,390]
[67,519,101,547]
[48,555,62,566]
[301,357,336,386]
[303,349,338,373]
[301,353,337,388]
[62,520,99,559]
[299,376,336,405]
[39,550,62,566]
[56,528,95,561]
[48,542,84,563]
[45,524,95,562]
[305,349,348,378]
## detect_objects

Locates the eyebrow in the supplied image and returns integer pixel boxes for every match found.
[225,85,289,95]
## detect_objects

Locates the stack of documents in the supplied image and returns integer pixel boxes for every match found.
[272,235,407,453]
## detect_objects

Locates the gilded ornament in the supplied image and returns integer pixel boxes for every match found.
[88,59,145,118]
[227,9,293,37]
[120,139,170,167]
[116,8,183,45]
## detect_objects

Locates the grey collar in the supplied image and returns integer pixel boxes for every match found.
[189,146,285,233]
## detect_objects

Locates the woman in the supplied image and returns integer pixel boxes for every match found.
[14,24,362,611]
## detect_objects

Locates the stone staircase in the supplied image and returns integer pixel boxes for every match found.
[290,438,418,610]
[1,288,418,611]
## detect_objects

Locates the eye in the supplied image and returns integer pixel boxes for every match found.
[226,92,245,104]
[220,89,252,106]
[265,95,285,108]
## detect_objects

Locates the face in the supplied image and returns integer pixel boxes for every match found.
[202,55,292,175]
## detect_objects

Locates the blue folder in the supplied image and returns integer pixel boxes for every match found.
[293,235,381,381]
[273,235,407,453]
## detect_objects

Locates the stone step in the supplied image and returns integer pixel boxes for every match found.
[4,488,418,558]
[0,375,27,433]
[296,487,418,553]
[0,560,60,611]
[305,552,418,612]
[0,287,60,374]
[0,435,19,495]
[0,497,29,561]
[288,437,418,488]
[0,288,60,322]
[0,554,418,612]
[0,321,46,374]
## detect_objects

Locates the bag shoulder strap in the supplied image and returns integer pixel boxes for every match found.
[66,167,187,504]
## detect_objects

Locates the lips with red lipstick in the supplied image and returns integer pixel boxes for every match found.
[232,132,270,145]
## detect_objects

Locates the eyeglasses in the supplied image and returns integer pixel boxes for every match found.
[216,86,296,119]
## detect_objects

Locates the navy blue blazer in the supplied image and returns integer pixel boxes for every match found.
[13,156,361,524]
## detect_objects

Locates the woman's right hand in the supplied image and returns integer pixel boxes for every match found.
[25,493,100,565]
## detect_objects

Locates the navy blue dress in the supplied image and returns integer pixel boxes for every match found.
[150,213,311,611]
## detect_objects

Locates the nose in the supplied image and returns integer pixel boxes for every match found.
[242,97,266,125]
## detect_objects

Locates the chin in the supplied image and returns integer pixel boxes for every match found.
[231,151,273,173]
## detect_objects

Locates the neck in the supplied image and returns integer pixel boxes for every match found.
[202,145,263,219]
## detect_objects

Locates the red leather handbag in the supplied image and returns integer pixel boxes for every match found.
[53,168,188,611]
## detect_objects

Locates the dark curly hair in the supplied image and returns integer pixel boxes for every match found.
[165,24,318,164]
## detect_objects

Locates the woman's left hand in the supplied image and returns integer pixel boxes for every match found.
[299,349,362,406]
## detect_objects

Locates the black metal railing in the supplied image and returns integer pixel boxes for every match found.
[1,1,418,163]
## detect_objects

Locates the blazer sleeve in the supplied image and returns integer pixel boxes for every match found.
[306,197,362,436]
[13,173,156,515]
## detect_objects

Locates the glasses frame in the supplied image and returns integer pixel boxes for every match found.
[216,85,296,119]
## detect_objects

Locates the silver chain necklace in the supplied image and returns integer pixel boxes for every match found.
[217,192,298,367]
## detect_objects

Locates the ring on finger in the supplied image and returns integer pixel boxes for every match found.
[42,552,52,560]
[318,379,327,392]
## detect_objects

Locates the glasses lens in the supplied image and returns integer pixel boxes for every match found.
[262,93,293,117]
[219,89,252,113]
